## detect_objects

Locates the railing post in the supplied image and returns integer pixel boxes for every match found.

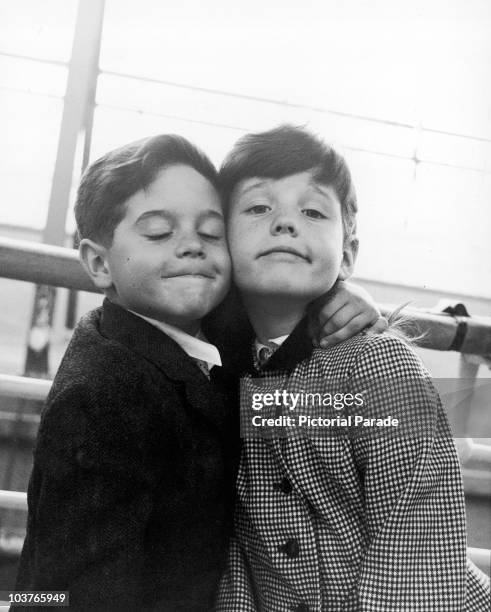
[457,354,483,438]
[24,0,105,378]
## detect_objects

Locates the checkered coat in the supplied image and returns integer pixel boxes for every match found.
[216,325,491,611]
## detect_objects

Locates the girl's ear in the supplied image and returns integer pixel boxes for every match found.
[338,235,358,281]
[79,239,113,290]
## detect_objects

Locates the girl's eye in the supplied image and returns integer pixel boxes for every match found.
[302,208,327,219]
[246,204,270,215]
[146,232,172,241]
[199,219,224,241]
[199,232,222,241]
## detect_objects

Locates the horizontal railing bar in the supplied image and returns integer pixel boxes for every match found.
[379,304,491,356]
[468,547,491,575]
[95,101,491,175]
[0,411,40,427]
[0,488,488,573]
[101,68,416,130]
[100,69,491,145]
[458,438,491,465]
[0,374,51,401]
[2,375,491,467]
[460,468,491,497]
[0,490,27,511]
[1,237,491,355]
[0,236,97,293]
[0,51,68,68]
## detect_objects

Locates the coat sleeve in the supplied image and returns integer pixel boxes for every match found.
[348,334,470,611]
[15,379,160,611]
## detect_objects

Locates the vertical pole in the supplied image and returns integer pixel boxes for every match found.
[65,11,100,332]
[24,0,105,378]
[457,354,481,438]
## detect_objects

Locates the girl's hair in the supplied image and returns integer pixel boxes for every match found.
[377,303,427,345]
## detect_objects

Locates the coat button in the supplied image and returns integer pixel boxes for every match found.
[273,477,293,494]
[278,538,300,558]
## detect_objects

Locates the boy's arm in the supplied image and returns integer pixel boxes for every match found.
[16,382,157,610]
[204,281,385,364]
[308,280,386,347]
[348,335,468,610]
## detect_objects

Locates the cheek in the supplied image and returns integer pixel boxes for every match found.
[216,242,232,268]
[230,248,255,275]
[227,230,247,269]
[228,225,262,267]
[215,252,232,288]
[119,256,159,293]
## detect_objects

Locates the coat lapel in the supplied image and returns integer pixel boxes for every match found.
[98,299,229,433]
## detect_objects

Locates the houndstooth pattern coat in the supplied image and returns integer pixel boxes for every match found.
[216,327,491,611]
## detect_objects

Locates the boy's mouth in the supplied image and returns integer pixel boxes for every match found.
[162,271,216,279]
[258,246,311,262]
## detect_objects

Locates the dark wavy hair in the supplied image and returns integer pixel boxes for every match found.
[75,134,218,246]
[218,124,358,243]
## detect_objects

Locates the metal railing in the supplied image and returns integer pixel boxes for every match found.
[2,484,490,573]
[0,237,95,293]
[0,490,27,511]
[4,372,491,461]
[2,237,491,354]
[0,374,51,401]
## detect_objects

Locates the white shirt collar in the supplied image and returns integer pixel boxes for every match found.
[270,335,289,346]
[130,311,222,370]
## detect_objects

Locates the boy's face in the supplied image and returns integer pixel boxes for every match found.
[227,170,356,303]
[99,165,231,331]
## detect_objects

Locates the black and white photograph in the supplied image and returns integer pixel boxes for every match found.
[0,1,490,610]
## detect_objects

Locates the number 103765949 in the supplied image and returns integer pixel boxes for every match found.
[1,591,69,607]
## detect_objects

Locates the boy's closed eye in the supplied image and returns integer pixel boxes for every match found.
[137,214,173,240]
[143,224,173,241]
[198,218,225,240]
[146,232,172,241]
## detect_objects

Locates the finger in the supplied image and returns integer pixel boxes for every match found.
[318,304,355,337]
[320,303,378,338]
[315,294,348,327]
[307,318,321,348]
[316,292,380,329]
[319,313,373,347]
[370,316,389,334]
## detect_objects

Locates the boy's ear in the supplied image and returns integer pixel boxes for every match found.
[338,236,358,281]
[79,238,113,290]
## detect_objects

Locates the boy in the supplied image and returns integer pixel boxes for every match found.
[15,134,379,610]
[216,125,491,611]
[15,135,234,611]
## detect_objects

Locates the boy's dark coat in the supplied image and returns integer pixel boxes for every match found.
[15,299,238,611]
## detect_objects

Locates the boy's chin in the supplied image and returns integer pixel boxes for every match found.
[167,293,227,322]
[240,280,327,303]
[144,305,210,333]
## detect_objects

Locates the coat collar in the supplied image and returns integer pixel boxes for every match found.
[98,299,208,383]
[245,315,314,375]
[97,299,231,432]
[129,311,222,370]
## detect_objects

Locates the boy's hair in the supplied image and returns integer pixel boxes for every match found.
[75,134,219,246]
[219,124,357,241]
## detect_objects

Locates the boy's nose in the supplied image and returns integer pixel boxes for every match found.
[271,215,298,237]
[175,235,205,258]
